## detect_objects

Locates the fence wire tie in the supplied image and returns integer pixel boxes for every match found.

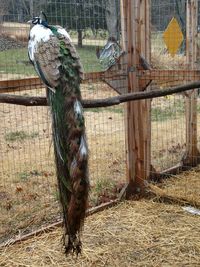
[128,66,136,73]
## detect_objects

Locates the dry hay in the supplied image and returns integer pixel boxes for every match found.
[151,49,189,90]
[0,81,199,243]
[159,166,200,207]
[0,84,126,242]
[0,78,199,254]
[0,200,200,267]
[0,74,27,80]
[151,49,186,71]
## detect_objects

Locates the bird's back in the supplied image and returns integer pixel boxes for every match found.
[28,18,89,255]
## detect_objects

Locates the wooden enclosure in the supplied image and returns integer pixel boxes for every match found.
[0,0,200,245]
[0,0,200,195]
[122,0,200,194]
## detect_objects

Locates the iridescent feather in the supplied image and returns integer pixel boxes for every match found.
[28,13,89,255]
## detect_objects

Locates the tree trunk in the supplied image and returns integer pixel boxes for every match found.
[175,0,186,52]
[78,29,83,48]
[30,0,34,17]
[0,0,9,23]
[105,0,120,40]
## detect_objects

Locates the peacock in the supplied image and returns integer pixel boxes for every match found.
[28,12,89,255]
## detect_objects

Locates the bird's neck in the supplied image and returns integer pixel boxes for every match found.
[36,22,58,36]
[47,25,59,36]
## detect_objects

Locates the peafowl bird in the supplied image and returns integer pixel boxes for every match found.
[28,12,89,255]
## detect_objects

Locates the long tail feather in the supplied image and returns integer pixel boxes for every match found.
[47,38,89,255]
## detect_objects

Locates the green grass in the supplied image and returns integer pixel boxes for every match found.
[151,99,185,122]
[151,32,166,52]
[94,178,115,195]
[0,48,36,76]
[69,29,108,40]
[89,178,116,206]
[86,99,198,119]
[0,45,102,76]
[77,45,102,72]
[5,130,39,142]
[18,171,30,181]
[198,103,200,113]
[18,170,44,181]
[86,107,123,114]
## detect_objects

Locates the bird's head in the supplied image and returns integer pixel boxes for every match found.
[27,11,48,27]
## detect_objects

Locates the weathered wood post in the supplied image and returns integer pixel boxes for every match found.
[139,0,151,181]
[121,0,151,195]
[184,0,200,167]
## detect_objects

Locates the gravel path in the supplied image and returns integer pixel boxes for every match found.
[0,36,26,52]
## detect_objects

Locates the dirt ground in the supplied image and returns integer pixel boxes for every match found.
[0,81,200,248]
[0,84,126,243]
[0,20,200,267]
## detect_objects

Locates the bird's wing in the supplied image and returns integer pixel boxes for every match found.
[31,31,83,89]
[33,36,61,88]
[55,26,72,41]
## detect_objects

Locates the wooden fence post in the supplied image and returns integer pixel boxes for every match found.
[121,0,151,195]
[139,0,151,182]
[184,0,200,166]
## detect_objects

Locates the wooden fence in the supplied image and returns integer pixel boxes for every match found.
[0,0,200,199]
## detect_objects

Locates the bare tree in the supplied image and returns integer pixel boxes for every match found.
[105,0,120,41]
[0,0,9,23]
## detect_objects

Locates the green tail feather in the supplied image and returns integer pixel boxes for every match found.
[47,38,89,255]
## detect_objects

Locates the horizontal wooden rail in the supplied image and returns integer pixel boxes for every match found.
[1,69,200,94]
[139,69,200,82]
[0,70,127,93]
[0,81,200,108]
[0,74,105,93]
[0,77,42,93]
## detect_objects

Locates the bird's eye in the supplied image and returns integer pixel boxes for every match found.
[32,17,40,25]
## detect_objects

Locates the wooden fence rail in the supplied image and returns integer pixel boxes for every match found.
[0,81,200,107]
[0,0,200,196]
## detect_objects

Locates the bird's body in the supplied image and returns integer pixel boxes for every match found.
[28,14,89,255]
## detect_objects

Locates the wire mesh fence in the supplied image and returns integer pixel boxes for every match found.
[151,95,186,171]
[0,0,126,243]
[151,1,199,174]
[0,0,200,245]
[150,0,200,206]
[151,0,187,172]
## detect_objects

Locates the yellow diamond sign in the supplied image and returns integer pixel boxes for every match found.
[163,17,184,57]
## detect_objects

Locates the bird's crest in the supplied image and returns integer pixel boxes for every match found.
[28,11,48,26]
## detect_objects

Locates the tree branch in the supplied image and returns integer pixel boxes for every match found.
[0,81,200,108]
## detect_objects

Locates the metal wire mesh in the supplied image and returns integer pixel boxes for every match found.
[0,0,200,245]
[0,0,126,243]
[151,95,186,171]
[147,0,200,218]
[150,0,200,174]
